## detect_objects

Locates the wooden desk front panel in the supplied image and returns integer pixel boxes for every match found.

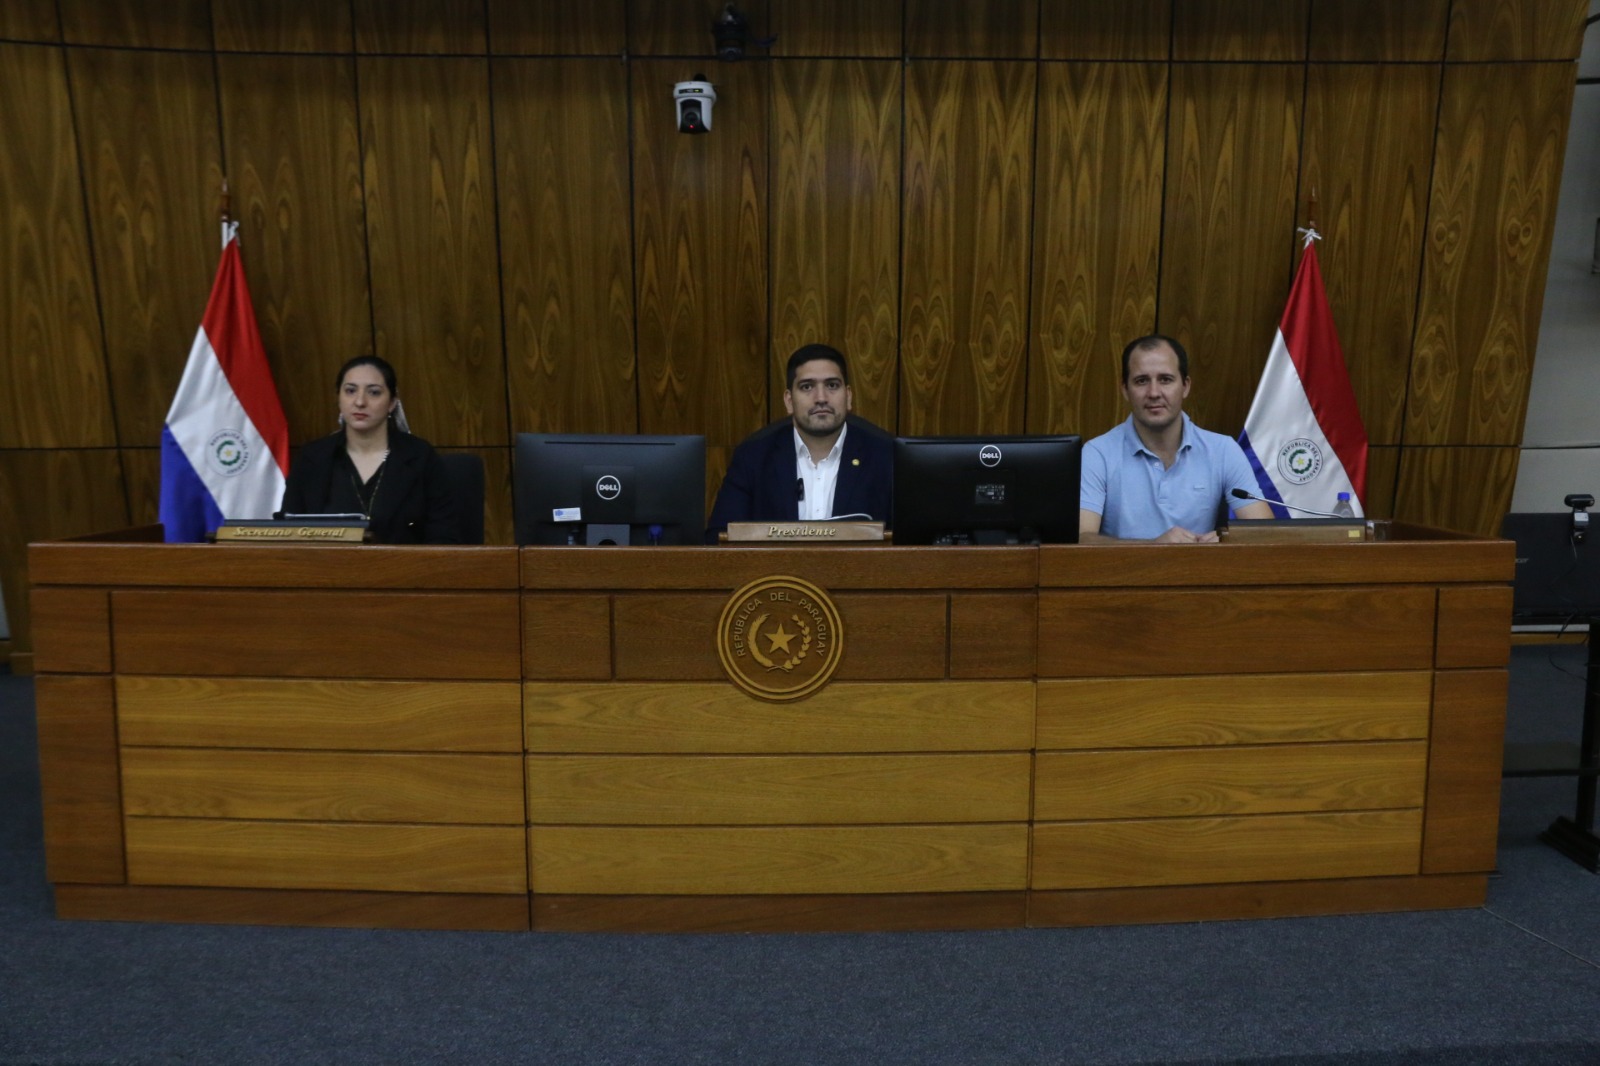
[112,590,522,679]
[523,573,1037,895]
[115,676,528,895]
[525,680,1034,894]
[1034,582,1439,890]
[1037,586,1437,677]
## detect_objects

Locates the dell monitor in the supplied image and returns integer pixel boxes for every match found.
[514,434,705,546]
[893,435,1081,545]
[1501,510,1600,623]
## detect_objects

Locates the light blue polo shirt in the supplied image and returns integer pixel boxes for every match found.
[1080,414,1258,540]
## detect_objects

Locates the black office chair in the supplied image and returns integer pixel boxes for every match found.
[439,452,486,545]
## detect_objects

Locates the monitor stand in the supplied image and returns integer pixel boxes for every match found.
[1504,627,1600,872]
[1542,630,1600,871]
[586,523,630,546]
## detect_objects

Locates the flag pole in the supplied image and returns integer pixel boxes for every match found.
[219,177,232,249]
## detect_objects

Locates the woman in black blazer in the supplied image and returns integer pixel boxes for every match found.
[278,356,461,544]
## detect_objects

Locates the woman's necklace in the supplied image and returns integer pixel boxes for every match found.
[348,449,389,519]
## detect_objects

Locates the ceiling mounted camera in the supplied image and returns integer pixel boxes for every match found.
[674,76,716,134]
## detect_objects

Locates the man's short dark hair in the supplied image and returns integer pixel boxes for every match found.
[1120,334,1189,383]
[786,344,849,389]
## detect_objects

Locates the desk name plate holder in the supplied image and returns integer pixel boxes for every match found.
[725,521,887,544]
[215,517,370,544]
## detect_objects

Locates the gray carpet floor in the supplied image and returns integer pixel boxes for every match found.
[2,646,1598,1065]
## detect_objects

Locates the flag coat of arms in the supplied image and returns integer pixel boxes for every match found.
[158,223,290,541]
[1238,237,1368,518]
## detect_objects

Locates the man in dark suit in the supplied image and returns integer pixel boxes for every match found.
[706,344,893,541]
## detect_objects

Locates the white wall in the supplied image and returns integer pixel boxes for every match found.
[1512,1,1600,513]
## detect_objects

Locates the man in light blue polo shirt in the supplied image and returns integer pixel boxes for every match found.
[1080,334,1273,543]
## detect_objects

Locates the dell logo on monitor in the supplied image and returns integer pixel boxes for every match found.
[978,445,1003,468]
[595,474,623,500]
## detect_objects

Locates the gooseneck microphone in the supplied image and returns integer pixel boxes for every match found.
[1230,487,1348,520]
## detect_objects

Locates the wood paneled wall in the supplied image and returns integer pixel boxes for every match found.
[0,0,1585,657]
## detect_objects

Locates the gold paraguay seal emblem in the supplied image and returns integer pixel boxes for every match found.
[717,575,844,702]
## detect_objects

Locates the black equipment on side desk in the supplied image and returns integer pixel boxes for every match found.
[1500,495,1600,872]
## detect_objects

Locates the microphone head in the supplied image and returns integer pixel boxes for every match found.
[1230,488,1251,499]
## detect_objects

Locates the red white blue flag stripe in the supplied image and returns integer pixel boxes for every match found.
[1238,236,1368,518]
[158,222,289,542]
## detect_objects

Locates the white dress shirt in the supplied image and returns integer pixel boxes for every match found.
[794,423,848,521]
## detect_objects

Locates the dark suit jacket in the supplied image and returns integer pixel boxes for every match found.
[706,416,894,541]
[278,430,462,545]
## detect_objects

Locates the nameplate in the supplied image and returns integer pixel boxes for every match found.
[1222,520,1370,544]
[215,521,369,544]
[726,521,887,543]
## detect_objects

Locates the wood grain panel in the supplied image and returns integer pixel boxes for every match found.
[213,0,353,52]
[770,60,900,426]
[68,47,223,448]
[1032,810,1423,890]
[950,591,1035,679]
[1028,62,1165,438]
[529,824,1028,894]
[1159,63,1301,435]
[613,591,722,679]
[353,0,486,53]
[521,544,1038,590]
[35,675,124,883]
[30,587,110,673]
[901,61,1035,435]
[0,44,113,449]
[123,749,524,824]
[1037,673,1433,749]
[360,57,506,446]
[535,891,1027,933]
[494,59,637,436]
[444,445,513,545]
[217,55,371,448]
[117,677,522,751]
[1301,64,1439,447]
[1407,63,1572,447]
[632,59,768,441]
[111,589,521,679]
[1366,444,1401,520]
[1035,742,1426,820]
[1423,668,1508,874]
[59,0,211,48]
[1039,537,1512,589]
[629,0,769,56]
[126,818,527,893]
[1393,446,1521,537]
[1437,586,1513,668]
[610,590,950,680]
[0,1,58,40]
[1309,0,1449,61]
[55,884,529,931]
[31,542,519,589]
[770,0,900,57]
[488,0,624,54]
[524,680,1036,753]
[1445,0,1588,61]
[526,753,1030,824]
[1039,0,1169,60]
[1171,0,1308,61]
[905,0,1038,58]
[524,593,611,679]
[119,447,160,525]
[0,451,129,656]
[1037,587,1437,677]
[835,592,948,679]
[1028,873,1486,928]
